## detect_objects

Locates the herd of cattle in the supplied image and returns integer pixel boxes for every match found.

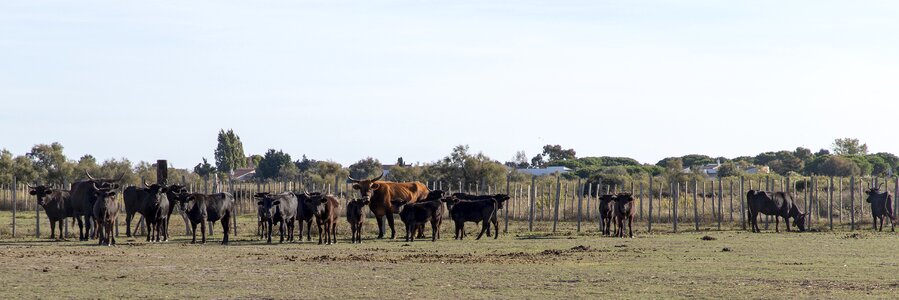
[25,172,899,246]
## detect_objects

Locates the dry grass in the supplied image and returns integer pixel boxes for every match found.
[1,211,898,299]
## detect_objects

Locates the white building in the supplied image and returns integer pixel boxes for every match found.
[514,166,572,176]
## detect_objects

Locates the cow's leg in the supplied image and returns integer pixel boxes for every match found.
[289,219,295,242]
[432,221,438,242]
[109,221,116,246]
[317,222,324,244]
[221,215,230,245]
[386,213,396,240]
[76,216,85,241]
[476,220,489,240]
[266,220,273,244]
[306,221,313,241]
[785,217,791,232]
[878,216,884,232]
[375,215,386,239]
[190,222,198,243]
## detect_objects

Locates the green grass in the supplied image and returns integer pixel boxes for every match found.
[0,211,898,299]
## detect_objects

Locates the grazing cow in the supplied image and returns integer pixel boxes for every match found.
[139,183,170,242]
[613,193,635,238]
[69,171,122,241]
[303,193,340,245]
[294,191,321,242]
[29,185,73,240]
[598,194,617,236]
[865,187,897,232]
[348,172,430,239]
[174,192,235,244]
[747,190,807,233]
[451,193,510,237]
[346,198,370,243]
[396,190,446,242]
[442,196,500,240]
[256,192,298,244]
[92,184,118,246]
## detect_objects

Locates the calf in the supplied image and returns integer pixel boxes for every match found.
[865,187,897,232]
[451,193,510,237]
[29,185,73,240]
[304,193,340,244]
[598,194,617,236]
[747,190,807,233]
[91,184,118,246]
[295,191,322,242]
[346,198,370,243]
[175,192,235,244]
[613,193,635,238]
[442,196,499,240]
[254,192,270,239]
[163,184,189,239]
[256,192,298,244]
[140,183,170,242]
[396,192,445,242]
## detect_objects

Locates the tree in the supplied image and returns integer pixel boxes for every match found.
[255,149,294,180]
[194,157,217,178]
[348,157,382,180]
[817,156,861,177]
[816,149,831,156]
[541,144,576,161]
[716,162,743,178]
[294,154,318,172]
[433,145,508,187]
[27,142,73,184]
[249,154,263,168]
[214,129,247,173]
[506,151,529,168]
[530,154,545,168]
[832,138,868,155]
[794,147,813,161]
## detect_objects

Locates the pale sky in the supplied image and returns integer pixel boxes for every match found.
[2,1,898,168]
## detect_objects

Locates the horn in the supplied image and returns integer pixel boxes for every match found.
[92,182,101,191]
[303,189,311,197]
[143,179,150,188]
[86,170,96,181]
[347,174,361,183]
[371,171,383,182]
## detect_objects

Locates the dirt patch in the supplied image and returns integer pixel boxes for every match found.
[843,233,865,239]
[700,236,717,241]
[569,245,591,252]
[721,247,732,252]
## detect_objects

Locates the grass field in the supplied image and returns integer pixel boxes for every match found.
[1,211,898,299]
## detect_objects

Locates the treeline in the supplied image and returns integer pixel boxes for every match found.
[1,132,894,191]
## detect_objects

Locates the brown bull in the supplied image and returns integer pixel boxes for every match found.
[349,172,429,239]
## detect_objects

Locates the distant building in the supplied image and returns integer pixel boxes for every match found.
[682,160,722,177]
[231,168,256,181]
[745,166,770,175]
[514,166,571,176]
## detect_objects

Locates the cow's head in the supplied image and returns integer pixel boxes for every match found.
[348,172,384,201]
[85,171,123,190]
[865,185,886,204]
[599,194,617,202]
[167,184,188,196]
[92,182,117,203]
[301,191,329,213]
[616,193,634,202]
[441,196,461,211]
[346,198,370,220]
[793,213,807,232]
[172,192,194,211]
[390,199,408,213]
[426,190,445,201]
[255,193,279,220]
[493,194,511,209]
[28,185,54,206]
[143,181,169,204]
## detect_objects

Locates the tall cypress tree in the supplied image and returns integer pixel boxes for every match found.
[214,129,247,173]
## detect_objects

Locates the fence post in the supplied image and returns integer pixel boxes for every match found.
[729,179,734,222]
[638,181,644,220]
[552,175,561,233]
[692,179,699,231]
[673,182,679,233]
[36,185,41,238]
[850,176,855,231]
[718,176,723,231]
[12,176,17,238]
[505,174,510,233]
[576,177,582,232]
[597,179,603,232]
[828,176,834,231]
[648,176,653,232]
[740,176,745,230]
[528,176,535,232]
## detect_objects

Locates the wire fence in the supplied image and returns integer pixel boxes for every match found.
[2,174,897,239]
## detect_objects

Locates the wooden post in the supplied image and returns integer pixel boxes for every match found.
[597,179,603,232]
[740,176,746,230]
[673,182,679,233]
[692,179,699,231]
[36,187,41,238]
[639,181,644,220]
[528,176,536,232]
[12,176,16,238]
[764,176,770,229]
[839,178,844,224]
[576,177,582,232]
[717,176,723,231]
[586,183,592,220]
[829,176,834,231]
[648,176,653,232]
[850,176,855,231]
[552,175,561,233]
[729,180,734,222]
[505,174,510,233]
